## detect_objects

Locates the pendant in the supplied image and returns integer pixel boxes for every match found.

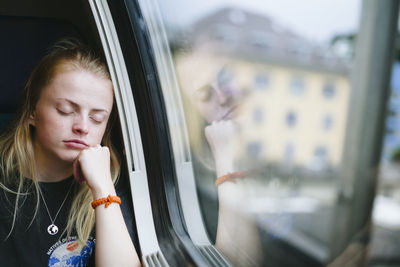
[47,224,59,235]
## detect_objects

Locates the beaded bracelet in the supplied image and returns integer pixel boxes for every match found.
[215,171,245,186]
[91,195,121,209]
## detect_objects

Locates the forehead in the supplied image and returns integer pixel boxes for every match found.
[177,54,228,95]
[40,68,114,110]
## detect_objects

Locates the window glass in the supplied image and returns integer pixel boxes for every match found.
[374,61,400,264]
[150,0,398,266]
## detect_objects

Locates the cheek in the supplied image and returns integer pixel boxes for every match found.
[35,120,67,144]
[195,99,214,113]
[35,112,67,135]
[90,125,108,145]
[197,106,219,124]
[196,99,223,118]
[195,103,211,119]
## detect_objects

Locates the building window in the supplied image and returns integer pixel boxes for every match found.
[310,146,329,171]
[322,115,333,130]
[286,111,297,127]
[253,107,264,124]
[250,31,272,48]
[254,73,269,90]
[290,77,305,95]
[284,143,295,164]
[214,25,237,43]
[247,141,262,158]
[323,82,336,99]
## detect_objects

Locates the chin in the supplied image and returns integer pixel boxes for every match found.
[58,150,80,163]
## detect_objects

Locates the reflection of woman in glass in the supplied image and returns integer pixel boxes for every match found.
[191,66,242,124]
[0,39,140,266]
[177,54,262,265]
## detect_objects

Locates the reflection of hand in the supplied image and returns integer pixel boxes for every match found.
[73,145,115,198]
[205,120,236,176]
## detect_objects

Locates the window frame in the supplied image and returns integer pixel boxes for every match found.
[133,0,231,264]
[89,0,214,265]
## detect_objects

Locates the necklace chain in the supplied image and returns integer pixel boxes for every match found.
[38,180,74,235]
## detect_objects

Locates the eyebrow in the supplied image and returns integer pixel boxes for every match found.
[195,84,213,93]
[56,98,110,114]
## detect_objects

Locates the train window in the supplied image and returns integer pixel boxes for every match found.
[139,0,400,266]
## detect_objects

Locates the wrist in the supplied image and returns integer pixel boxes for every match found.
[91,195,121,209]
[215,171,244,186]
[215,159,234,177]
[90,182,116,200]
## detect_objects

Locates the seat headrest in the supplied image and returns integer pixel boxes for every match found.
[0,16,81,113]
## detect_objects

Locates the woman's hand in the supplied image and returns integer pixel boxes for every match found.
[78,145,141,267]
[205,120,237,176]
[73,145,115,198]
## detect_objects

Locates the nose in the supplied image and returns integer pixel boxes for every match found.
[214,85,231,105]
[72,115,89,135]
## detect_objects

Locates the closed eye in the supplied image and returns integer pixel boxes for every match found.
[195,85,213,102]
[90,114,107,124]
[57,108,74,115]
[56,101,75,115]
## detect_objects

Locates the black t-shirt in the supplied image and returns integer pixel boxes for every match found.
[0,176,138,267]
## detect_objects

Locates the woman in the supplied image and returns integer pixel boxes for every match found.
[0,39,140,266]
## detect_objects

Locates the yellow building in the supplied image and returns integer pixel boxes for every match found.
[174,7,351,172]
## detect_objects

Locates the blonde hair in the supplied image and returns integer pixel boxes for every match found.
[0,38,120,245]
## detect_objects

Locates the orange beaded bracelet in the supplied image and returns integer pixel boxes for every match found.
[91,195,121,209]
[215,171,245,186]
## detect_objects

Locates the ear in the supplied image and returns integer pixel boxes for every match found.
[29,112,36,126]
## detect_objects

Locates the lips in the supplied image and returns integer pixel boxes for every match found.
[64,139,89,149]
[221,105,238,120]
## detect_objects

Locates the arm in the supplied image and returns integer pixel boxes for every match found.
[205,120,262,266]
[77,145,141,267]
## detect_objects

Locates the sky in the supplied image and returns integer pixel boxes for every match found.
[158,0,362,44]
